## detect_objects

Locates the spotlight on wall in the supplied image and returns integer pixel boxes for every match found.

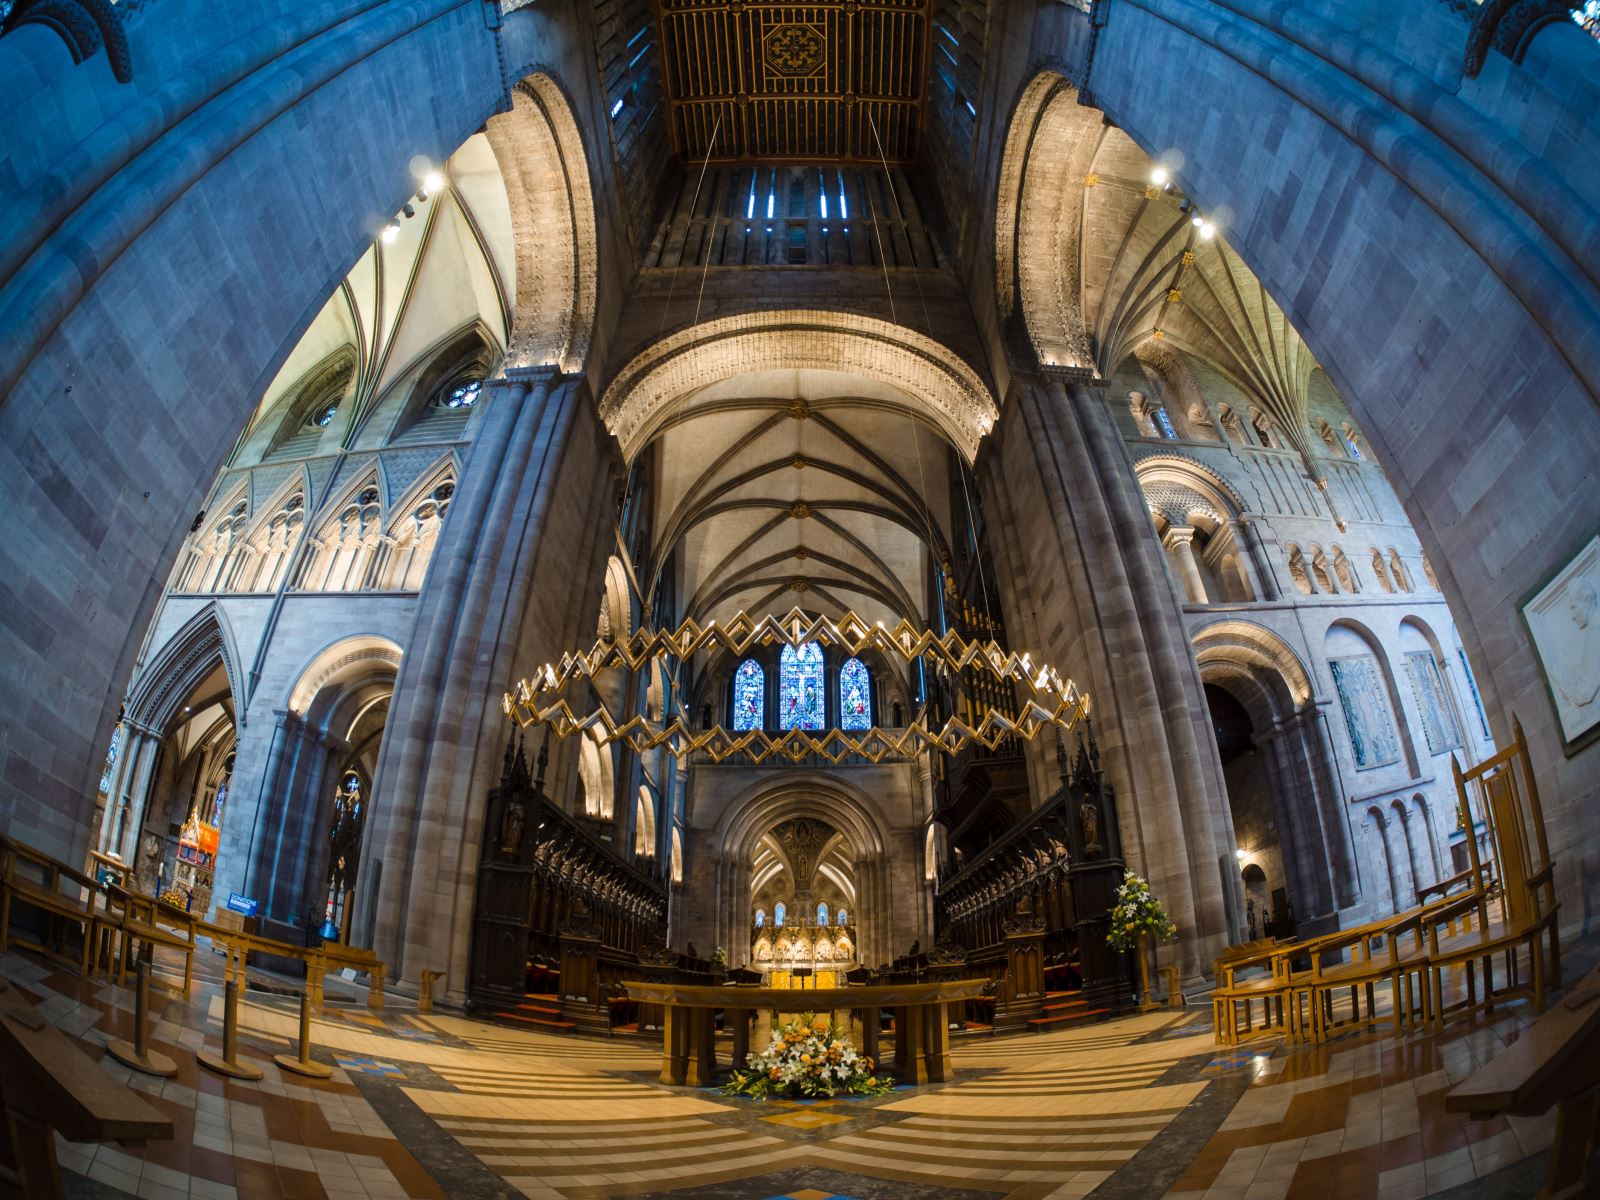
[423,170,444,195]
[1235,848,1247,861]
[1199,221,1217,240]
[1150,166,1170,186]
[402,203,416,219]
[1191,214,1204,228]
[380,220,401,244]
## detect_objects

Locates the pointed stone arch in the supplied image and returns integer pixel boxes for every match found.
[125,603,245,734]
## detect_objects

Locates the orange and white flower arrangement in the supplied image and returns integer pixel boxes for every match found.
[721,1014,895,1099]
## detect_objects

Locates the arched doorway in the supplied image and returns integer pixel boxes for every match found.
[103,605,245,912]
[708,777,908,968]
[1192,620,1356,933]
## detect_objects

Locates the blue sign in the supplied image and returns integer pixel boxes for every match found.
[226,892,258,916]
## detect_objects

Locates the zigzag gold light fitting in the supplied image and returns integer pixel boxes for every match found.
[503,608,1091,765]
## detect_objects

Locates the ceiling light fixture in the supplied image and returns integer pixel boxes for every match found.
[1150,166,1170,186]
[380,221,401,244]
[505,608,1091,765]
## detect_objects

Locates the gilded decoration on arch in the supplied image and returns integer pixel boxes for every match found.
[503,607,1091,765]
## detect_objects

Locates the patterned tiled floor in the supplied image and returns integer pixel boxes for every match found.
[1,941,1587,1199]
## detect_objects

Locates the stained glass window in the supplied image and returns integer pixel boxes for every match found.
[774,902,786,927]
[440,378,481,408]
[732,658,765,730]
[837,908,847,925]
[1574,2,1600,40]
[780,642,824,730]
[1153,405,1177,439]
[755,908,766,927]
[816,902,828,925]
[839,657,871,729]
[98,723,124,796]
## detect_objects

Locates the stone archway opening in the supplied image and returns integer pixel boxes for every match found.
[747,815,857,981]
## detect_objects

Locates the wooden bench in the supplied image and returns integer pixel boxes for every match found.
[0,836,102,976]
[1445,962,1600,1199]
[1421,871,1559,1034]
[0,997,173,1199]
[315,942,386,1011]
[106,885,197,994]
[1212,941,1309,1045]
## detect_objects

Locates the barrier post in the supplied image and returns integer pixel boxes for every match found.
[273,989,333,1079]
[106,961,178,1077]
[197,979,264,1080]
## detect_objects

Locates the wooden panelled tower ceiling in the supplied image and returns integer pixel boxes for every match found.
[654,0,929,164]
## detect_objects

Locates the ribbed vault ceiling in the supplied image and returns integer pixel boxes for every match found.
[642,368,955,632]
[1077,127,1320,458]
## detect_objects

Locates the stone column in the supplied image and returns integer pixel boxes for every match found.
[1014,368,1235,977]
[1237,517,1279,601]
[1300,701,1359,908]
[99,722,151,856]
[1161,525,1209,604]
[115,724,164,865]
[1257,721,1332,918]
[364,371,561,979]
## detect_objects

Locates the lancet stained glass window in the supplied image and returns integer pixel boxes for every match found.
[839,657,871,729]
[816,902,829,924]
[780,642,824,730]
[774,902,786,927]
[732,658,765,730]
[837,908,847,925]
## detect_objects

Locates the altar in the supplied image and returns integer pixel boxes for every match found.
[621,979,988,1088]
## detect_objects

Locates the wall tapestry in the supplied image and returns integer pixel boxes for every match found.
[1330,654,1401,769]
[1405,651,1461,755]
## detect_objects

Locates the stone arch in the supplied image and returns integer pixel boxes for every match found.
[227,633,403,937]
[599,554,632,642]
[125,603,245,735]
[576,730,614,820]
[484,73,598,374]
[634,784,657,858]
[287,634,403,725]
[711,774,894,965]
[1324,618,1414,776]
[1192,619,1354,917]
[597,310,998,462]
[992,71,1099,367]
[1364,805,1400,915]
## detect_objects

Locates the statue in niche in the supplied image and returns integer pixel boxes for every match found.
[1079,797,1101,855]
[499,798,524,858]
[1246,898,1258,941]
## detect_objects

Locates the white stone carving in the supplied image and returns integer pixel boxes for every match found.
[1523,534,1600,747]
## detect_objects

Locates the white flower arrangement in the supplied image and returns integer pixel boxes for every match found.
[721,1014,895,1099]
[1107,870,1178,953]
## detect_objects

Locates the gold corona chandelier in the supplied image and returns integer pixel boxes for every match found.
[504,608,1090,765]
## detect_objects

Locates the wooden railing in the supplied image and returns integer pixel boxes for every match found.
[0,833,388,1010]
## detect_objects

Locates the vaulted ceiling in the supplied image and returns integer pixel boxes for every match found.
[655,0,929,164]
[638,367,956,633]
